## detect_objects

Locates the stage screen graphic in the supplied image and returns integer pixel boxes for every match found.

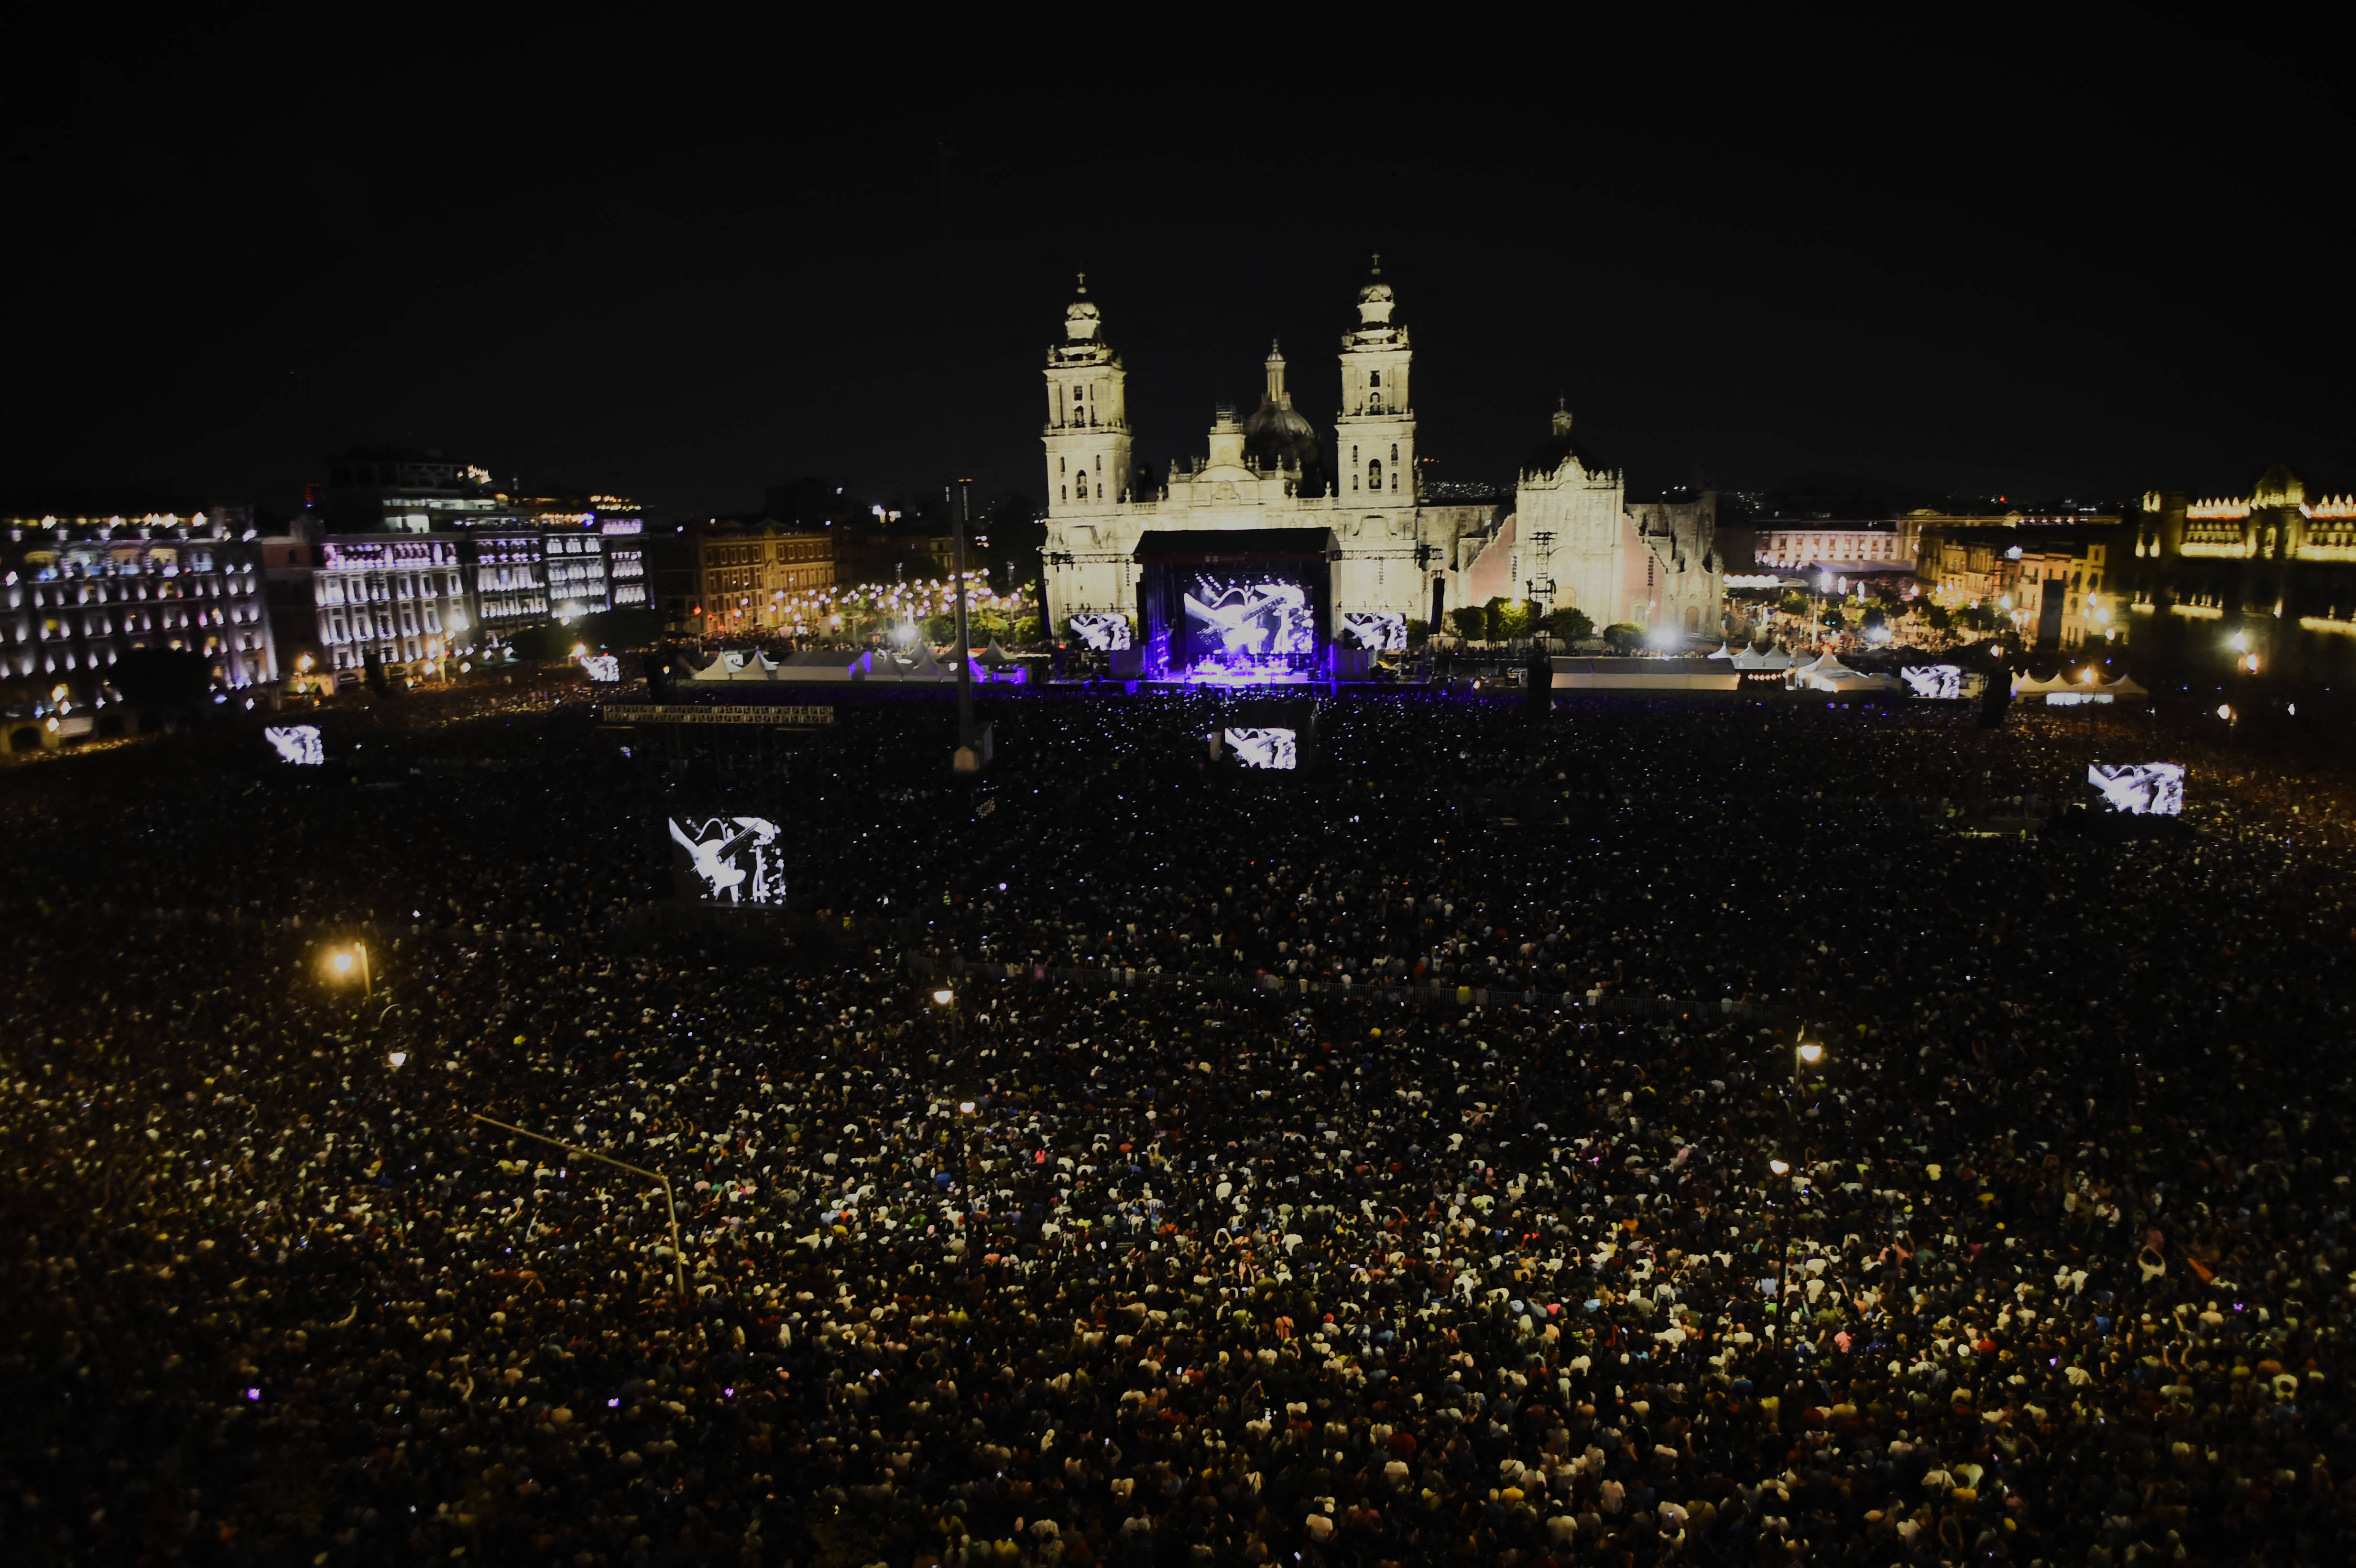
[1900,664,1962,700]
[2088,762,2183,817]
[668,815,786,904]
[1069,614,1132,651]
[1225,727,1298,770]
[1184,575,1315,666]
[1341,611,1407,651]
[263,725,325,766]
[579,653,621,683]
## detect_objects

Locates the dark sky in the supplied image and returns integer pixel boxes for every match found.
[4,7,2350,521]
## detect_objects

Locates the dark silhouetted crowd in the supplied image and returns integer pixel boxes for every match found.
[5,689,2354,1568]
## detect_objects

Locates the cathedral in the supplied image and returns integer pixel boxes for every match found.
[1036,264,1723,644]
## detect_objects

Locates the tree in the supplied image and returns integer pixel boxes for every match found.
[1820,608,1848,633]
[1920,602,1954,631]
[1603,622,1645,653]
[1546,606,1594,642]
[1448,606,1487,641]
[1779,591,1811,618]
[1861,604,1887,630]
[1486,596,1533,639]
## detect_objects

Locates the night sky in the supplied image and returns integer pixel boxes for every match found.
[5,8,2350,522]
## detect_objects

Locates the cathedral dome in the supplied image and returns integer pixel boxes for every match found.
[1241,339,1325,491]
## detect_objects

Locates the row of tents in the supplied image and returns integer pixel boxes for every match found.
[679,643,1026,686]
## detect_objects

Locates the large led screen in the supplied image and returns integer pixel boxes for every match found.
[1069,614,1132,651]
[1341,610,1407,652]
[1899,664,1962,700]
[2088,762,2183,817]
[264,725,325,766]
[1184,576,1314,664]
[579,654,621,683]
[1225,727,1298,771]
[668,815,786,904]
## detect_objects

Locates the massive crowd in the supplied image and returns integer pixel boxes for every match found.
[4,687,2355,1568]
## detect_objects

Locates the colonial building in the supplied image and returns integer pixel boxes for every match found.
[2127,467,2356,675]
[0,509,279,743]
[1036,266,1721,640]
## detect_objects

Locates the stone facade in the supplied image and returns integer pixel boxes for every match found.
[1036,268,1722,642]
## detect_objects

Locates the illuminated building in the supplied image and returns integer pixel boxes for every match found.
[1035,265,1719,640]
[696,527,836,634]
[268,455,651,676]
[2133,468,2356,619]
[0,508,279,732]
[1918,526,2117,648]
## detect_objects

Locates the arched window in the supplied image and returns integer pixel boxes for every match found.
[1390,443,1398,464]
[1369,459,1383,493]
[1076,471,1089,500]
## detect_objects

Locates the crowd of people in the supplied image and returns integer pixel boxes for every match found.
[4,686,2355,1568]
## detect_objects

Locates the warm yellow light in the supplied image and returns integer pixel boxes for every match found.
[332,952,354,974]
[1769,1159,1790,1176]
[1798,1042,1824,1064]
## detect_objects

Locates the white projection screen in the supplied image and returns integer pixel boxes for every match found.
[1069,614,1132,651]
[1900,664,1962,700]
[667,815,786,904]
[1225,728,1298,771]
[264,725,326,766]
[2088,762,2183,817]
[1341,611,1408,651]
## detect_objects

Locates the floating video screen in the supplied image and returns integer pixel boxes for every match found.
[1899,664,1962,699]
[1225,727,1298,771]
[2088,762,2183,817]
[1341,610,1407,651]
[1185,575,1315,664]
[263,724,325,766]
[667,815,786,904]
[1069,613,1132,651]
[579,654,621,683]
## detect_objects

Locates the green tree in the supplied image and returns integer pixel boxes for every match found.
[1546,606,1594,642]
[1779,591,1811,618]
[1448,605,1488,641]
[1603,621,1645,653]
[1920,601,1953,631]
[1486,596,1534,639]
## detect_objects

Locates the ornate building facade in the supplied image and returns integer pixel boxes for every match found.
[1036,266,1723,641]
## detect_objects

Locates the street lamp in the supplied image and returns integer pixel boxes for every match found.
[327,942,372,998]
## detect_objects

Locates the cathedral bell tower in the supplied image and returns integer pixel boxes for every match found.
[1334,256,1415,504]
[1042,274,1132,517]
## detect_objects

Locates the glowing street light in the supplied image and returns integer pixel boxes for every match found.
[326,942,372,997]
[1768,1159,1790,1177]
[933,987,956,1006]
